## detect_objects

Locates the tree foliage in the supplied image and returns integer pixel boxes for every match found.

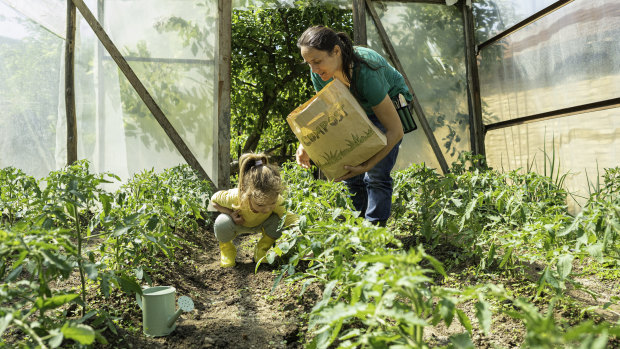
[231,5,352,160]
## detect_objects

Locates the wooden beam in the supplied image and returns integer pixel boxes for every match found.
[371,0,446,4]
[65,0,77,165]
[460,0,485,156]
[485,97,620,133]
[353,0,367,46]
[71,0,215,188]
[365,0,450,174]
[218,0,232,190]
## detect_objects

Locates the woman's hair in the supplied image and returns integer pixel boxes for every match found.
[297,25,375,97]
[237,153,283,207]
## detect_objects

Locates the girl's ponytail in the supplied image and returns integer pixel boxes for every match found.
[237,153,283,207]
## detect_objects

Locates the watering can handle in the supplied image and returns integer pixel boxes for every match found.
[136,293,143,309]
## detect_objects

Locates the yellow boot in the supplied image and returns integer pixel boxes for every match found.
[219,241,236,268]
[254,233,276,263]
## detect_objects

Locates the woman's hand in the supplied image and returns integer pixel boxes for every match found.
[295,144,311,169]
[335,162,370,182]
[230,210,245,225]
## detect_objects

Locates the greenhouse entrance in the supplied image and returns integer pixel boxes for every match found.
[0,1,618,348]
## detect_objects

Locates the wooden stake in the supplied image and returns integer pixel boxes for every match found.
[65,0,77,165]
[218,0,232,190]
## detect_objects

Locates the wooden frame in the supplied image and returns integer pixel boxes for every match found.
[353,0,367,45]
[65,0,77,165]
[218,0,232,189]
[460,0,485,156]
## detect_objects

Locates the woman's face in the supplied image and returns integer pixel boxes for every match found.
[300,45,341,81]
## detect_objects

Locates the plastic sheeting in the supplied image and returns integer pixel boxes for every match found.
[0,0,66,38]
[0,1,63,178]
[478,0,620,124]
[0,0,219,183]
[472,0,557,44]
[96,0,219,183]
[367,2,470,172]
[485,108,619,213]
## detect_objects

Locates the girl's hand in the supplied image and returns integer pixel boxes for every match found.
[296,144,311,169]
[231,210,245,225]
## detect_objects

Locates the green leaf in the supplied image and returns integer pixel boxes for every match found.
[113,226,131,237]
[101,274,110,298]
[499,246,513,268]
[586,243,604,262]
[450,332,475,349]
[48,329,64,348]
[424,253,447,277]
[116,275,142,295]
[456,309,472,333]
[5,264,23,282]
[556,254,574,280]
[41,250,72,273]
[439,299,455,327]
[0,314,13,336]
[475,299,491,335]
[35,294,80,312]
[100,193,112,216]
[84,262,98,280]
[61,324,95,345]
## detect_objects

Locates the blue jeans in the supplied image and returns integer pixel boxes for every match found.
[344,114,401,223]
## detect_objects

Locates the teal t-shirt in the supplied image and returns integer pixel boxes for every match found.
[310,46,412,115]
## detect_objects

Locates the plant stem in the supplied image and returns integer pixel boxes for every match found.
[74,204,87,316]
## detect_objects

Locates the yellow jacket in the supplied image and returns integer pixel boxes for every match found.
[210,188,298,228]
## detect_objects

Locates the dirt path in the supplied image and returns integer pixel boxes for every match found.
[109,227,307,349]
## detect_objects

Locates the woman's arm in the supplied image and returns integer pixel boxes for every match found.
[336,94,404,181]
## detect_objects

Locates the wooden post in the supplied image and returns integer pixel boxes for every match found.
[353,0,367,46]
[218,0,232,190]
[365,0,450,174]
[70,0,215,188]
[460,0,485,156]
[65,0,77,165]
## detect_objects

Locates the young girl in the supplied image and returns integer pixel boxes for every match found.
[210,153,298,268]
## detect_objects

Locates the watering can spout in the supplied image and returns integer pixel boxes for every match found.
[167,308,184,329]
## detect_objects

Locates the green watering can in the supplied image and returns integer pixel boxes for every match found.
[136,286,194,337]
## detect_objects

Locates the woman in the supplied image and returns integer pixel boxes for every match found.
[295,25,412,226]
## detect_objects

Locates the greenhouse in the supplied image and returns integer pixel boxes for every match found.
[1,0,618,348]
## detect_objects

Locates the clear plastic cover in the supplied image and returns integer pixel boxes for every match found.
[367,2,470,172]
[0,0,219,183]
[472,0,557,44]
[485,108,620,213]
[479,0,620,125]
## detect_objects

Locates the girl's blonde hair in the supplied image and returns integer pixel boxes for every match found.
[238,153,283,207]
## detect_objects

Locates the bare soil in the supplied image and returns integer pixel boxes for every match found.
[98,223,319,349]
